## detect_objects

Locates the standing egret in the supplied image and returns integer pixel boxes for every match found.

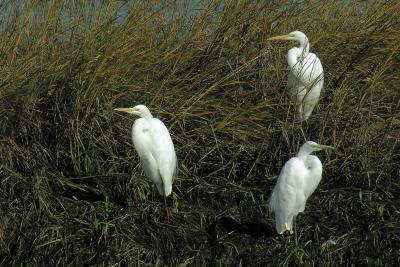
[269,141,333,245]
[269,31,324,121]
[114,104,177,217]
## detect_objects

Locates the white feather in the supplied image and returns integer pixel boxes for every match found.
[269,141,326,234]
[280,31,324,121]
[130,107,177,196]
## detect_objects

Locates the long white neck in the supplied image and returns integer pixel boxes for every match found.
[297,145,313,161]
[287,37,310,68]
[140,108,153,120]
[298,36,310,56]
[287,48,300,69]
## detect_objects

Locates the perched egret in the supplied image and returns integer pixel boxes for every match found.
[114,105,177,217]
[269,31,324,121]
[269,141,333,245]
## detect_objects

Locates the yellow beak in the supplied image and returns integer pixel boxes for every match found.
[313,144,334,150]
[113,107,137,113]
[268,34,291,41]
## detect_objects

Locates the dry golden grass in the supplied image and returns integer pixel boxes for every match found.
[0,0,399,265]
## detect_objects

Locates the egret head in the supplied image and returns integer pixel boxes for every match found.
[268,30,308,46]
[298,141,334,157]
[114,104,153,119]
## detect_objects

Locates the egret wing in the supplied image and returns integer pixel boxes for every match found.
[302,155,323,200]
[270,158,306,234]
[289,52,323,120]
[302,75,323,120]
[148,118,177,196]
[297,53,324,88]
[131,118,161,185]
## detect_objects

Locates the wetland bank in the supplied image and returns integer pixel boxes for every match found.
[0,0,399,265]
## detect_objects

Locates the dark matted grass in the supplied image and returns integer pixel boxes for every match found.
[0,0,399,266]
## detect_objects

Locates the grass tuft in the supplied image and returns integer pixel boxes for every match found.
[0,0,399,265]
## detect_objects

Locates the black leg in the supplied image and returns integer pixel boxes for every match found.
[162,182,170,220]
[294,216,298,246]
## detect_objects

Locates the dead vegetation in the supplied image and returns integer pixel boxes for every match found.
[0,0,399,265]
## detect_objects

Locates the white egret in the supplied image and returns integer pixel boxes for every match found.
[269,31,324,121]
[269,141,333,245]
[114,104,177,217]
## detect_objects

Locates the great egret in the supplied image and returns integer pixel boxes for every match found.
[269,141,333,245]
[114,104,177,217]
[269,31,324,121]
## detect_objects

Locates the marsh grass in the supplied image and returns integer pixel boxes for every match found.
[0,0,399,265]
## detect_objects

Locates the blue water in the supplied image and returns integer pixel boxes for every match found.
[0,0,219,31]
[0,0,367,37]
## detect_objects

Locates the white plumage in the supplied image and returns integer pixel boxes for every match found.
[269,141,333,236]
[269,31,324,121]
[115,105,177,197]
